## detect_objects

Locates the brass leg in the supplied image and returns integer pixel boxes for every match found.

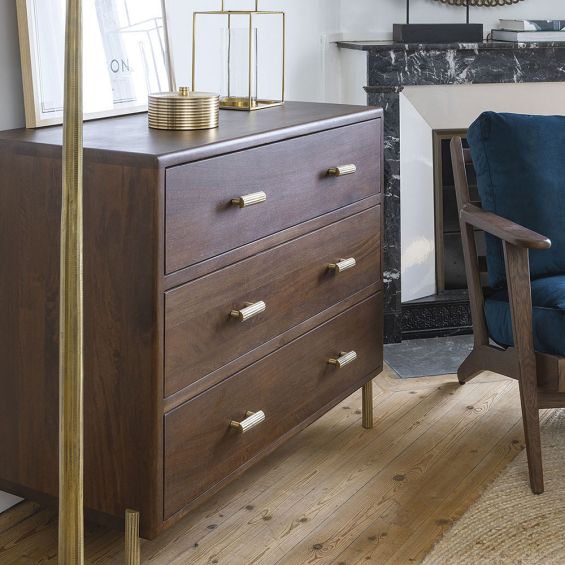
[125,510,141,565]
[362,380,374,429]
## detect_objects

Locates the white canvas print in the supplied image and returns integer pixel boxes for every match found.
[17,0,171,127]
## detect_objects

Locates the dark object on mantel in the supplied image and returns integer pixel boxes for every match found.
[393,23,483,43]
[397,0,483,43]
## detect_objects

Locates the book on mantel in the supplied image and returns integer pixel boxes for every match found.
[492,29,565,43]
[492,19,565,43]
[498,19,565,32]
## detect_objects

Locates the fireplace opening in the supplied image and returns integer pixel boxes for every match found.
[434,132,486,293]
[401,131,488,340]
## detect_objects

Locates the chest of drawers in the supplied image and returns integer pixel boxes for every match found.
[0,102,383,538]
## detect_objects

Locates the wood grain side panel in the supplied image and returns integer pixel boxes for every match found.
[0,144,60,495]
[165,119,382,274]
[165,206,381,396]
[164,293,383,519]
[0,143,162,536]
[84,159,162,534]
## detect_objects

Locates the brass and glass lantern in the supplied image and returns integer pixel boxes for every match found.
[192,0,285,111]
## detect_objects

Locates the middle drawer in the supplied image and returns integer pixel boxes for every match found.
[164,206,381,397]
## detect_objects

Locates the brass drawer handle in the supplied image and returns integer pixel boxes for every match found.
[328,257,357,273]
[231,191,267,208]
[230,410,266,433]
[230,301,266,322]
[328,164,357,177]
[328,351,358,369]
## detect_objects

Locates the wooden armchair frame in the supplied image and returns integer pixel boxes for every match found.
[451,137,565,494]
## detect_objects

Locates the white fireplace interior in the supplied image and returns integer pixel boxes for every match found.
[400,81,565,303]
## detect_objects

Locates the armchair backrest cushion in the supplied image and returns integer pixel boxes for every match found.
[467,112,565,288]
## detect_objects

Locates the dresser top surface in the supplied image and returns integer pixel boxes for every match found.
[0,101,381,167]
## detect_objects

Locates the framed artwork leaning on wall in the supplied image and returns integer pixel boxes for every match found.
[16,0,173,128]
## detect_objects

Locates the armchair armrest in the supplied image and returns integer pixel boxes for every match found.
[461,203,542,393]
[460,204,552,250]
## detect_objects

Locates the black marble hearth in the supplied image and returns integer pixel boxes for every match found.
[338,39,565,343]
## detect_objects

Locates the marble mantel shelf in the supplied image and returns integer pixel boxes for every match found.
[337,40,565,51]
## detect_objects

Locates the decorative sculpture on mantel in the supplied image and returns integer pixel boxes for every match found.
[435,0,523,5]
[396,0,525,43]
[433,0,525,23]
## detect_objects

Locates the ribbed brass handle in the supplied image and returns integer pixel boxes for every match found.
[328,257,357,273]
[230,410,266,433]
[230,301,266,322]
[231,191,267,208]
[328,164,357,177]
[328,351,358,369]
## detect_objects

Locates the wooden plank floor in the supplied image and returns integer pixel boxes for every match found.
[0,367,532,564]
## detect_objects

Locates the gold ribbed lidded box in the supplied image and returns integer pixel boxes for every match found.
[148,88,220,130]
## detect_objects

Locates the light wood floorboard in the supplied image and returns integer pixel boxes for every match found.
[0,367,538,564]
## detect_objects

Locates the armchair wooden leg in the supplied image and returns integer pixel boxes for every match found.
[457,350,484,385]
[362,380,373,429]
[519,384,544,494]
[504,243,544,494]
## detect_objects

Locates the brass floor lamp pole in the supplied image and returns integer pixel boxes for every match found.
[59,0,84,562]
[59,2,141,562]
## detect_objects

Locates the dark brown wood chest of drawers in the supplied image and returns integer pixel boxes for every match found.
[0,102,383,538]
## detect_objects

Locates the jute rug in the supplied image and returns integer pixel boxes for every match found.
[423,409,565,565]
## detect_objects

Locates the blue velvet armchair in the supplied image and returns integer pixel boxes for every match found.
[451,112,565,494]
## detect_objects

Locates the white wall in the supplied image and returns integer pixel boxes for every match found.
[167,0,340,103]
[167,0,340,101]
[2,0,562,130]
[0,0,25,130]
[0,0,341,132]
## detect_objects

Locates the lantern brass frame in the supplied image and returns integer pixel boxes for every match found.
[192,0,285,111]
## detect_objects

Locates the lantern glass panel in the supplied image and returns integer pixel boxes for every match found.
[256,14,284,104]
[222,18,258,107]
[192,14,225,97]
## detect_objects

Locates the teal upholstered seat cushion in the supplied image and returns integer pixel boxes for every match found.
[485,275,565,356]
[467,112,565,289]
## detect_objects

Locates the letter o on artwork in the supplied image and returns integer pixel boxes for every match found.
[110,59,120,73]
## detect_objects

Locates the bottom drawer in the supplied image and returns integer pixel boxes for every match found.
[164,293,383,519]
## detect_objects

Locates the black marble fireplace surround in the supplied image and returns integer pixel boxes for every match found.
[338,40,565,343]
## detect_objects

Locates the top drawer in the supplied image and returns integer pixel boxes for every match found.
[165,119,382,274]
